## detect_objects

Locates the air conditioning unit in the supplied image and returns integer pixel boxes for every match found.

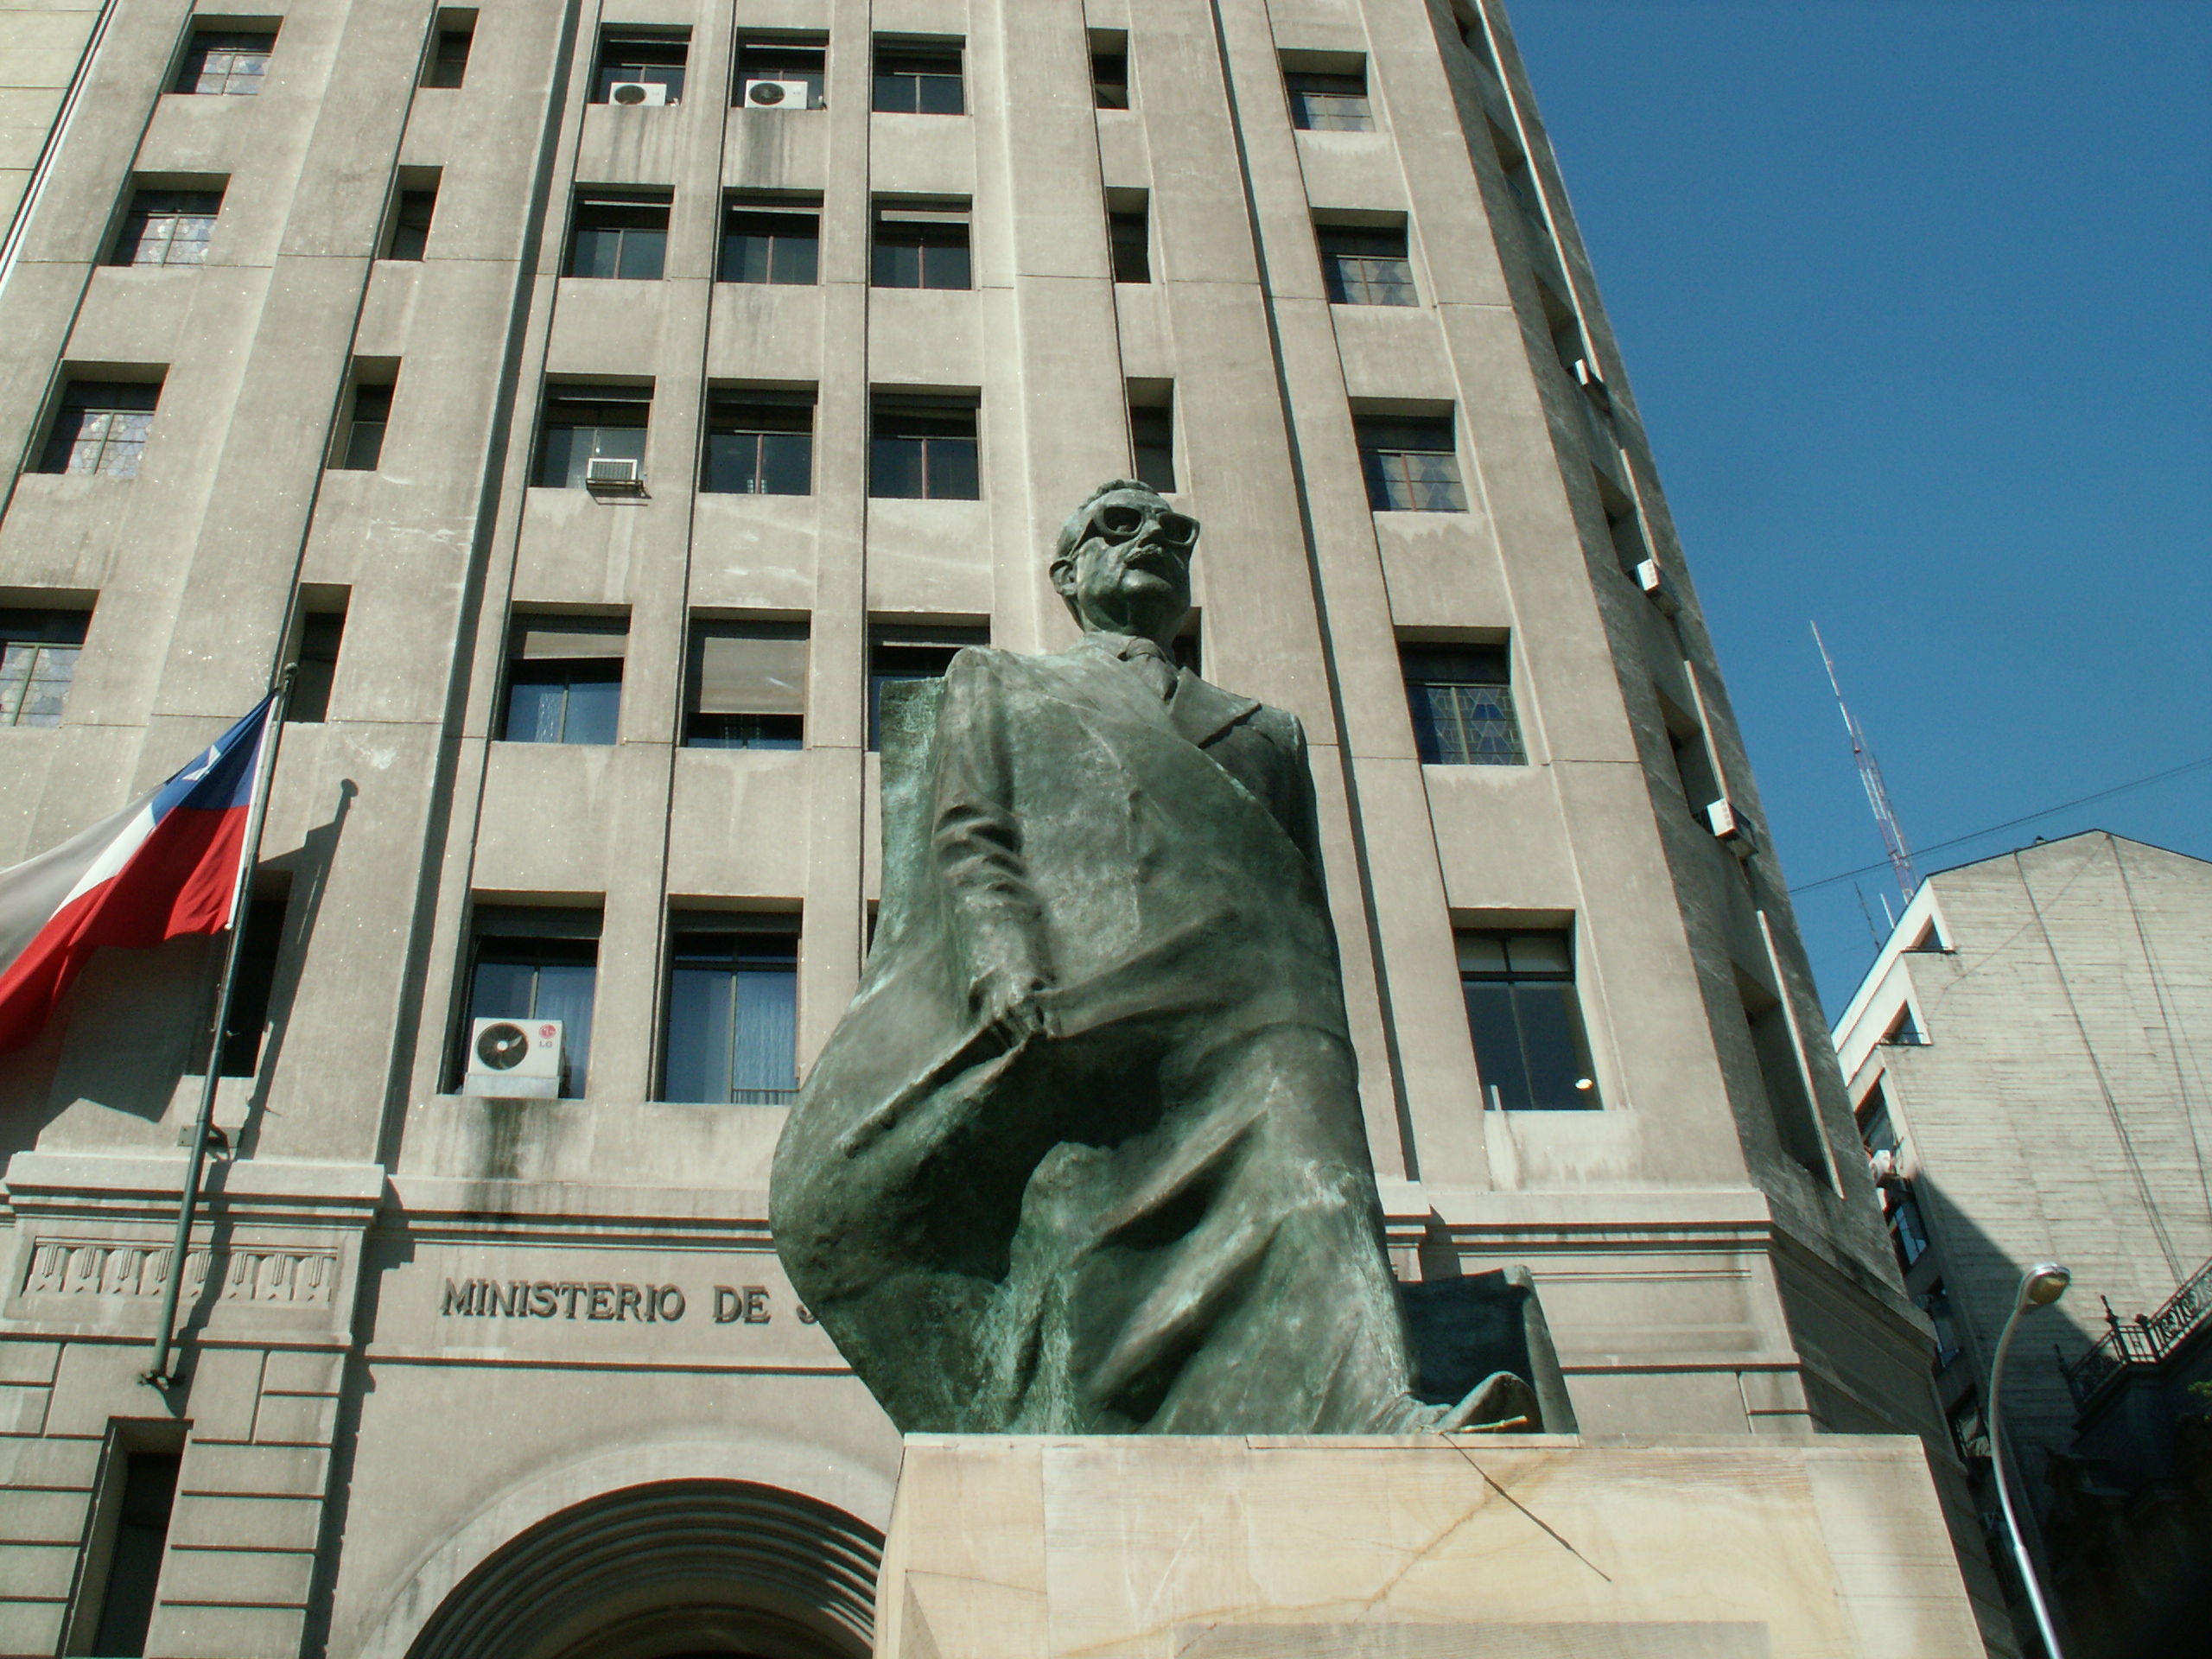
[742,78,810,109]
[1634,557,1680,615]
[1573,355,1611,410]
[584,455,644,491]
[607,79,670,106]
[466,1018,563,1098]
[1705,798,1757,856]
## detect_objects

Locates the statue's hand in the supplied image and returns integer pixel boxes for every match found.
[971,967,1055,1049]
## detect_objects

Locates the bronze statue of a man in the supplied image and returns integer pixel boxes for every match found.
[772,482,1524,1434]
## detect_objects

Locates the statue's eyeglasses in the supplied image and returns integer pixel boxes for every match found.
[1088,501,1199,549]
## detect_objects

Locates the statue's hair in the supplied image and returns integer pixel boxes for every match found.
[1050,479,1169,578]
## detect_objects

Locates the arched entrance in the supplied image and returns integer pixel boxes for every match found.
[403,1479,881,1659]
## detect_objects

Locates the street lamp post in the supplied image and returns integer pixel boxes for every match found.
[1987,1262,2071,1659]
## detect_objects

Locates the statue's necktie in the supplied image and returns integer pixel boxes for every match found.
[1123,641,1178,701]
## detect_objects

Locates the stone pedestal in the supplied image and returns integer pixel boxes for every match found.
[873,1434,1983,1657]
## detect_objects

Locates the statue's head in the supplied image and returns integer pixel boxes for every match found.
[1049,480,1198,645]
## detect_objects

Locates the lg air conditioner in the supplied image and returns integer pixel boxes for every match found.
[465,1018,563,1098]
[607,79,670,106]
[742,78,810,109]
[584,455,644,491]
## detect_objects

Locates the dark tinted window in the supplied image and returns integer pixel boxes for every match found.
[1285,69,1371,131]
[1357,414,1464,511]
[874,45,963,113]
[868,623,988,747]
[38,380,159,477]
[111,188,222,266]
[1458,931,1599,1110]
[0,608,90,728]
[594,33,686,103]
[872,202,969,289]
[702,390,813,496]
[466,908,599,1096]
[535,386,649,488]
[502,618,626,745]
[664,924,799,1102]
[566,189,670,280]
[721,199,819,283]
[175,30,273,94]
[870,397,978,499]
[1317,221,1414,305]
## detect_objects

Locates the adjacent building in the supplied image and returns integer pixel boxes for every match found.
[2,3,2008,1656]
[1835,831,2212,1656]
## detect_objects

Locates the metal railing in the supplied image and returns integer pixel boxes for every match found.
[2061,1255,2212,1410]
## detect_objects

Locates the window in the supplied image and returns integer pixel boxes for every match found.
[218,892,289,1074]
[174,29,274,95]
[870,394,978,499]
[334,374,393,470]
[38,379,160,477]
[1892,1186,1930,1269]
[1880,1003,1926,1046]
[1491,121,1547,239]
[664,918,799,1103]
[1947,1392,1990,1463]
[1357,412,1464,511]
[534,385,649,488]
[1128,383,1175,493]
[703,388,812,496]
[1742,977,1828,1179]
[1402,644,1522,766]
[1917,1282,1961,1370]
[720,196,819,283]
[286,600,346,722]
[111,187,222,267]
[687,621,806,748]
[464,907,598,1096]
[80,1446,181,1657]
[734,37,826,110]
[1856,1081,1898,1157]
[1285,67,1372,131]
[1108,193,1150,283]
[1317,219,1415,306]
[1596,472,1646,575]
[872,200,970,289]
[384,175,438,259]
[1090,31,1128,109]
[594,31,686,104]
[1458,930,1599,1110]
[501,617,625,744]
[423,12,474,87]
[565,188,671,280]
[869,622,988,748]
[0,608,89,728]
[1455,4,1497,73]
[873,41,963,113]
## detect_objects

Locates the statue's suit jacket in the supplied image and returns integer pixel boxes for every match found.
[772,637,1421,1433]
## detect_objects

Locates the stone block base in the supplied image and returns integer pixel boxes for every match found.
[874,1434,1981,1657]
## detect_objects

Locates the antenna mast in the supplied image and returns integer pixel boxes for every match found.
[1813,622,1920,902]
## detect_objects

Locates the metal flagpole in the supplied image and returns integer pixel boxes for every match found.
[143,664,297,1390]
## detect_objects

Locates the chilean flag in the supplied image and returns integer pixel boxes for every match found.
[0,700,274,1056]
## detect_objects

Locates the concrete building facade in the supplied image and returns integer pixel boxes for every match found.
[1835,832,2212,1655]
[0,1,2005,1655]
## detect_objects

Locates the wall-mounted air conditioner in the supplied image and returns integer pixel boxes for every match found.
[1705,798,1756,857]
[585,456,644,491]
[1634,557,1680,616]
[1573,355,1611,410]
[607,80,670,106]
[465,1018,563,1097]
[742,78,810,108]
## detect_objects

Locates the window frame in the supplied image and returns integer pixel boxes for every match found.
[533,384,651,489]
[0,607,91,728]
[110,187,224,268]
[870,200,972,291]
[1402,643,1524,767]
[1355,412,1465,512]
[701,387,815,498]
[37,379,162,478]
[173,29,276,96]
[734,37,827,109]
[461,906,601,1097]
[719,195,821,284]
[872,41,964,114]
[661,917,802,1103]
[1285,68,1373,131]
[867,622,988,748]
[564,188,672,281]
[592,30,689,104]
[868,395,980,501]
[1315,219,1416,307]
[1457,928,1602,1111]
[499,616,627,746]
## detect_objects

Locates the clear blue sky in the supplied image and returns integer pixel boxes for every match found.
[1503,0,2212,1014]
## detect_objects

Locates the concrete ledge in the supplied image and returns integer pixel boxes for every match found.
[875,1433,1983,1658]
